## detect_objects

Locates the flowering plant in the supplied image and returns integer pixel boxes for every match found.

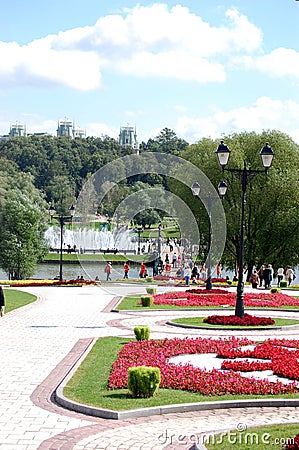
[284,433,299,449]
[152,290,299,308]
[203,314,275,326]
[108,337,299,396]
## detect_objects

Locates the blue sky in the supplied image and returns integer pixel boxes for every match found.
[0,0,299,144]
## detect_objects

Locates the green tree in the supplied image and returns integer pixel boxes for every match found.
[0,192,48,279]
[176,130,299,277]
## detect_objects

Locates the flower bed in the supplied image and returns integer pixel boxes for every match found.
[203,313,275,326]
[2,279,97,287]
[108,337,299,396]
[285,433,299,449]
[152,290,299,308]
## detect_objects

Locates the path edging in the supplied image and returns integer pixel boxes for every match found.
[55,337,299,420]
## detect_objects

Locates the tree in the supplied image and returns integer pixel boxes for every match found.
[143,128,189,155]
[176,131,299,277]
[0,192,48,279]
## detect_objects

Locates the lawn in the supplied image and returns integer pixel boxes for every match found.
[3,289,37,313]
[171,316,299,328]
[63,337,299,411]
[115,294,299,311]
[205,423,299,449]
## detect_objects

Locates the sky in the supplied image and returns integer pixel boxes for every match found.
[0,0,299,144]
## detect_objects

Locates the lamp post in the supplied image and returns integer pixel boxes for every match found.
[17,240,22,280]
[191,182,218,290]
[215,141,274,318]
[134,227,144,254]
[49,204,75,281]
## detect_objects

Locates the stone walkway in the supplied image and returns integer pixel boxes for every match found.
[0,284,299,449]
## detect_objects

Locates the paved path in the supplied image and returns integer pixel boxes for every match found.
[1,284,299,449]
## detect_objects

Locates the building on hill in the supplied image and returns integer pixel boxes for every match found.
[119,124,139,153]
[57,118,86,138]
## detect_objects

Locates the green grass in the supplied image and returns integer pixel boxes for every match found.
[4,289,37,313]
[63,336,299,411]
[205,423,299,449]
[115,295,299,311]
[43,253,153,264]
[171,316,299,328]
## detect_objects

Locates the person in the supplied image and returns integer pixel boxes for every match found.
[139,262,147,278]
[123,262,130,279]
[191,264,199,283]
[216,263,222,278]
[285,266,295,286]
[277,266,284,286]
[172,252,178,268]
[249,270,260,289]
[0,286,5,317]
[183,264,191,286]
[104,262,112,281]
[200,264,206,279]
[263,264,273,289]
[258,265,265,287]
[164,254,170,264]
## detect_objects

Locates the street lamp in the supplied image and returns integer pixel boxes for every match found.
[48,204,75,281]
[191,182,218,290]
[215,141,274,317]
[134,227,144,254]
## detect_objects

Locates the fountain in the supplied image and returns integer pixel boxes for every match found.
[44,226,138,253]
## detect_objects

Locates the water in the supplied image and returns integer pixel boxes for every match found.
[45,226,138,252]
[0,263,153,282]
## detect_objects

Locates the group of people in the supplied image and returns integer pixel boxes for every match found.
[249,264,296,289]
[104,261,148,281]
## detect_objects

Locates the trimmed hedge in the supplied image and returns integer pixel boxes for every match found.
[140,295,154,307]
[128,366,161,398]
[134,326,150,341]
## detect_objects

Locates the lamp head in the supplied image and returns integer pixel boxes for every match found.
[260,142,274,169]
[216,141,230,167]
[49,205,55,217]
[191,181,200,197]
[218,180,227,197]
[69,205,75,217]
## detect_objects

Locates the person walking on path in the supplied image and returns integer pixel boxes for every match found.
[0,286,5,317]
[249,270,260,289]
[285,266,295,286]
[277,266,284,286]
[183,264,191,286]
[104,262,112,281]
[123,262,130,279]
[258,265,265,287]
[139,262,147,278]
[263,264,273,289]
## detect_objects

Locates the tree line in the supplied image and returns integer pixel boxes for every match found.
[0,127,298,279]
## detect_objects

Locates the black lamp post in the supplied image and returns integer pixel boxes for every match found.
[17,240,22,280]
[191,182,218,290]
[134,227,144,254]
[49,204,75,281]
[215,141,274,318]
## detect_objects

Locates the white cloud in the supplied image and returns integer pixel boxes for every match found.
[0,4,265,90]
[255,48,299,80]
[176,97,299,144]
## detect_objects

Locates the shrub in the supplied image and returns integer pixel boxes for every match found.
[145,276,154,282]
[140,295,154,307]
[280,280,288,288]
[128,366,161,398]
[134,326,150,341]
[146,286,156,294]
[271,287,281,293]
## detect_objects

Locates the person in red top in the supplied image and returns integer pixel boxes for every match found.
[123,262,130,279]
[139,262,147,278]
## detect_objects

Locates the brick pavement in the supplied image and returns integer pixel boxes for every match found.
[0,284,299,449]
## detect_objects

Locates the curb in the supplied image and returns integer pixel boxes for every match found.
[55,337,299,421]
